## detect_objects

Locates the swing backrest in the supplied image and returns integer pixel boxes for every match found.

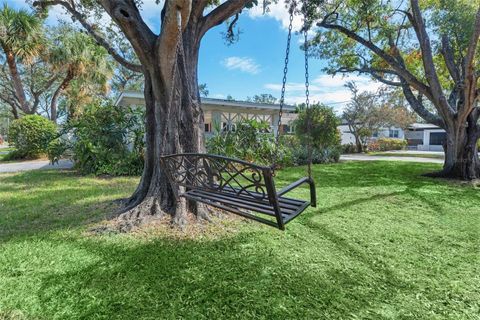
[160,153,275,202]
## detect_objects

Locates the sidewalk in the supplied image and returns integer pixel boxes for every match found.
[0,159,74,173]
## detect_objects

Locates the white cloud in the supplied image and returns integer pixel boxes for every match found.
[264,74,384,112]
[248,2,304,31]
[221,56,261,74]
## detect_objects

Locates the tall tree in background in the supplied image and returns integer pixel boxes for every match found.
[33,0,261,228]
[308,0,480,179]
[247,93,277,104]
[0,4,46,117]
[49,28,113,122]
[0,5,112,121]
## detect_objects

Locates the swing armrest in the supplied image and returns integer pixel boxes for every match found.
[277,177,316,207]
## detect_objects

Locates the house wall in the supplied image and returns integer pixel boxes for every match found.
[418,129,446,151]
[338,125,405,145]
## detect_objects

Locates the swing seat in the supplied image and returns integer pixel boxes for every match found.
[160,153,316,230]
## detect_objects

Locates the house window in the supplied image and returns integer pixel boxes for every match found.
[281,124,294,134]
[389,129,399,138]
[430,132,446,145]
[372,131,379,138]
[204,123,211,132]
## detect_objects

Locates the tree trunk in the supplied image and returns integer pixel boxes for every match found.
[428,121,480,180]
[117,25,207,230]
[50,71,74,123]
[4,50,30,114]
[355,136,363,153]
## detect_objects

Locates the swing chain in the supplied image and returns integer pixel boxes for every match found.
[303,2,313,180]
[272,3,294,171]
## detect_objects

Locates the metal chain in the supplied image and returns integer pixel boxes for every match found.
[303,1,313,179]
[304,1,313,180]
[272,3,294,171]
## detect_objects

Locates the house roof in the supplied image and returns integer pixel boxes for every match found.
[407,123,441,130]
[115,91,296,113]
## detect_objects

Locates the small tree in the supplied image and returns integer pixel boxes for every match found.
[342,83,383,152]
[343,83,415,152]
[294,104,340,150]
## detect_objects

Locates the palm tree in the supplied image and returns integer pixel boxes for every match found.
[0,4,44,115]
[48,29,113,122]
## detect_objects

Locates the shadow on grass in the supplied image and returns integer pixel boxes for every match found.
[34,234,409,319]
[0,170,135,242]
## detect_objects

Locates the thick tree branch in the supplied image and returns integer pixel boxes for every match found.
[463,7,480,118]
[317,19,433,101]
[335,66,402,86]
[157,0,192,89]
[400,77,444,128]
[440,35,460,83]
[200,0,253,38]
[33,0,143,72]
[410,0,454,118]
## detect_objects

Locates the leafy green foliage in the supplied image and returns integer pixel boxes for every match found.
[8,115,56,159]
[0,4,44,62]
[294,103,340,149]
[67,103,144,176]
[207,119,292,167]
[246,93,277,104]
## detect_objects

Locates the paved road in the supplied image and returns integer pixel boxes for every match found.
[340,154,444,164]
[0,159,74,173]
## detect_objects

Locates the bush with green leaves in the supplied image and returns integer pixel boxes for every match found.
[294,104,340,149]
[66,103,145,176]
[206,119,293,167]
[8,115,57,159]
[341,143,357,154]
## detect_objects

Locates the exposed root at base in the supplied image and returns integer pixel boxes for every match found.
[89,197,224,235]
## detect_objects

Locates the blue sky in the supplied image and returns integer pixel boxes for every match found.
[4,0,381,112]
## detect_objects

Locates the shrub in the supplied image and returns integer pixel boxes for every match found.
[294,104,340,149]
[206,119,293,167]
[292,146,340,165]
[341,143,357,154]
[368,138,407,151]
[66,103,145,176]
[8,115,57,159]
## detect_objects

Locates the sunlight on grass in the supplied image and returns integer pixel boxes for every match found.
[0,163,479,319]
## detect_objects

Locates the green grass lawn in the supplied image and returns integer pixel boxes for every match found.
[368,152,445,159]
[0,162,479,319]
[0,147,15,161]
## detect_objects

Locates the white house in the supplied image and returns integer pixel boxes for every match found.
[338,122,405,145]
[115,91,297,135]
[338,120,446,151]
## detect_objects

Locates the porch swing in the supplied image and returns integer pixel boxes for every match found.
[160,3,316,230]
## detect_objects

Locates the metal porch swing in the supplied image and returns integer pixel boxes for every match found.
[160,4,316,230]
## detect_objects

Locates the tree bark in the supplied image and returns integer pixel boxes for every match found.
[50,70,74,123]
[428,117,480,180]
[4,50,31,114]
[117,22,207,230]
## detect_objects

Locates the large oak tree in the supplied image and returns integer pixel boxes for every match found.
[33,0,260,229]
[307,0,480,179]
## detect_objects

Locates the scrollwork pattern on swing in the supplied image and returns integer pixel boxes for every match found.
[160,154,268,201]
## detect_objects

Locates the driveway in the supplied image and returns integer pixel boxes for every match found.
[340,154,444,164]
[0,159,74,173]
